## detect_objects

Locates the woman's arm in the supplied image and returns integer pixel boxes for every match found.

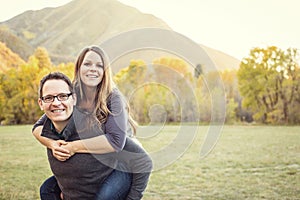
[33,114,116,157]
[66,89,127,154]
[34,89,128,156]
[63,135,115,154]
[103,89,128,151]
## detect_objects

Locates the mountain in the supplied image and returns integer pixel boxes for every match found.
[201,44,240,71]
[0,0,240,71]
[0,26,34,60]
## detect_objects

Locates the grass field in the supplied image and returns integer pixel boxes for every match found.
[0,125,299,200]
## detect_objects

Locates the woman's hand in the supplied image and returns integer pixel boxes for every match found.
[61,142,76,157]
[49,140,72,161]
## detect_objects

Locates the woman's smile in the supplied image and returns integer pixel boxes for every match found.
[86,74,99,78]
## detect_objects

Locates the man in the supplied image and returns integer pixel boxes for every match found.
[36,72,152,199]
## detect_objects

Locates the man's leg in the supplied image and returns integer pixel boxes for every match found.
[40,176,62,200]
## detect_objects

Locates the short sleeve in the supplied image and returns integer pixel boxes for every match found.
[32,114,47,132]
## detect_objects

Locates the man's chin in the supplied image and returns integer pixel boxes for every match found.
[50,115,71,122]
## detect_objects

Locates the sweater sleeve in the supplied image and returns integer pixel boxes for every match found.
[115,137,153,200]
[104,89,128,152]
[32,114,47,132]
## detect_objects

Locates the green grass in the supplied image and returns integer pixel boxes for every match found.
[0,125,299,199]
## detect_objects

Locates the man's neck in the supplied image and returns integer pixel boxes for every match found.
[52,121,68,133]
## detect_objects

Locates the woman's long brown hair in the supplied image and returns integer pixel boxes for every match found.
[73,45,137,135]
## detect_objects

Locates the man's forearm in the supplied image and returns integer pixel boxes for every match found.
[32,125,71,161]
[32,126,53,148]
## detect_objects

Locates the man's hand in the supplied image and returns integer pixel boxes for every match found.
[49,140,71,161]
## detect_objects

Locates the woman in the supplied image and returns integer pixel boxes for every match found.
[33,45,152,200]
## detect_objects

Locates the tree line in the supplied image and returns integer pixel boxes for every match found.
[0,45,299,125]
[238,46,300,124]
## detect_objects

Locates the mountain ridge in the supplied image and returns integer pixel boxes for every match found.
[0,0,240,71]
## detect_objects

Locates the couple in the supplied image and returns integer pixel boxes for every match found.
[32,45,153,199]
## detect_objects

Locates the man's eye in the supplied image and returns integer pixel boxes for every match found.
[58,94,68,99]
[44,96,53,101]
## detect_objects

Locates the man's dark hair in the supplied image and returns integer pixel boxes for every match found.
[39,72,73,98]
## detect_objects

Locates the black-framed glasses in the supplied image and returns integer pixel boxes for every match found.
[41,93,73,103]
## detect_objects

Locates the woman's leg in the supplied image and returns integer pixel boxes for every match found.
[96,163,132,200]
[40,176,62,200]
[39,166,132,200]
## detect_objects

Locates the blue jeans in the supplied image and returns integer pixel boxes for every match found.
[96,167,132,200]
[40,168,132,200]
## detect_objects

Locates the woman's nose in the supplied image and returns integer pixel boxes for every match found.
[90,63,97,71]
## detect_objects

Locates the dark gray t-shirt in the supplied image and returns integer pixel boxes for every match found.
[35,88,152,199]
[42,108,116,199]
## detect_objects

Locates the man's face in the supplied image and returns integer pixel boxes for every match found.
[38,79,75,131]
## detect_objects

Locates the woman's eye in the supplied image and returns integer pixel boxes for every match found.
[97,64,104,68]
[84,63,91,66]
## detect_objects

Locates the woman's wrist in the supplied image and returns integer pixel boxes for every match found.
[67,142,77,156]
[69,140,83,153]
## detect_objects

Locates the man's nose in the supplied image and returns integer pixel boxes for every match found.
[51,97,61,105]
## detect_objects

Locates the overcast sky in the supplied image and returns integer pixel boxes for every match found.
[1,0,300,60]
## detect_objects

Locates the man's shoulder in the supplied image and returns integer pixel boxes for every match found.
[41,118,58,139]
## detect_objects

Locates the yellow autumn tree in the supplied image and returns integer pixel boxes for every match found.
[238,46,300,124]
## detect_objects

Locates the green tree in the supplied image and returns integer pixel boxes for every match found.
[114,59,147,98]
[225,98,238,124]
[115,58,197,124]
[152,57,197,122]
[237,46,300,124]
[0,73,6,122]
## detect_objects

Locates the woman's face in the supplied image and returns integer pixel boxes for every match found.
[80,51,104,88]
